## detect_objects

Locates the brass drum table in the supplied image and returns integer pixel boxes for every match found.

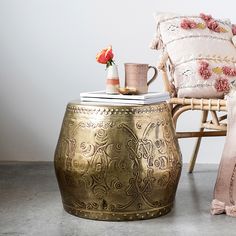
[54,101,182,221]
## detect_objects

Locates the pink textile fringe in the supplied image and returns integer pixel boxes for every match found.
[211,199,236,217]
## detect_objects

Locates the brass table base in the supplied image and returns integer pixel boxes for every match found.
[54,102,182,221]
[63,202,173,221]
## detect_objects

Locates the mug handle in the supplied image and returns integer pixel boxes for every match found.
[147,66,158,87]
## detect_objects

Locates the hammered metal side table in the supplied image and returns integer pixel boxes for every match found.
[54,101,182,221]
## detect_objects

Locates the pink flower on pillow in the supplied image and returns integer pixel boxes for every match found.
[180,19,197,29]
[214,77,230,92]
[199,68,212,80]
[200,13,221,33]
[207,19,220,32]
[199,61,212,80]
[200,13,212,22]
[222,66,236,76]
[200,61,209,69]
[232,24,236,35]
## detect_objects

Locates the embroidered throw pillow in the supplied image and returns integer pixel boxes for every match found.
[151,12,236,98]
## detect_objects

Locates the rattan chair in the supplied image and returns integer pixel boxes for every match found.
[158,61,227,173]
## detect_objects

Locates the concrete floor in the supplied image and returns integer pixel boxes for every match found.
[0,163,236,236]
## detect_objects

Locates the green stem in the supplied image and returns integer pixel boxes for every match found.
[106,60,115,69]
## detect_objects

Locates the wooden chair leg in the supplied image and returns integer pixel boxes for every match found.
[188,110,209,173]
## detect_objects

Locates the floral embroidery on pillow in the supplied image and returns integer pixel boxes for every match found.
[222,66,236,76]
[211,65,236,76]
[198,61,212,80]
[200,13,221,32]
[214,77,230,92]
[232,24,236,35]
[180,19,197,29]
[198,61,236,93]
[180,13,228,33]
[180,19,206,30]
[151,12,236,98]
[199,13,212,22]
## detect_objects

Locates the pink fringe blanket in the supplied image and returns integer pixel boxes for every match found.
[211,93,236,217]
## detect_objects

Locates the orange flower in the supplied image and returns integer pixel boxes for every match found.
[96,46,114,66]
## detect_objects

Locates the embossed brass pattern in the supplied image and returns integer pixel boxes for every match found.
[54,102,182,221]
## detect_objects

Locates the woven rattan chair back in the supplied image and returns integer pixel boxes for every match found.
[159,62,227,173]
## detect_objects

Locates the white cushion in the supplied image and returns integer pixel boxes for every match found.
[151,13,236,98]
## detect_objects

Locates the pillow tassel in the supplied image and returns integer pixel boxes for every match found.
[150,38,160,50]
[157,51,169,70]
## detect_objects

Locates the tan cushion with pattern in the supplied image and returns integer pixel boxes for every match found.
[151,12,236,98]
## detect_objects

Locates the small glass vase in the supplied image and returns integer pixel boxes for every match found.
[106,64,120,94]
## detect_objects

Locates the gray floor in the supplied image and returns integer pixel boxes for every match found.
[0,163,235,236]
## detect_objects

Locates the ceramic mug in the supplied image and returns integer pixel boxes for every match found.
[124,63,158,94]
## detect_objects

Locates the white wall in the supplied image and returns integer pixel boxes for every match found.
[0,0,234,163]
